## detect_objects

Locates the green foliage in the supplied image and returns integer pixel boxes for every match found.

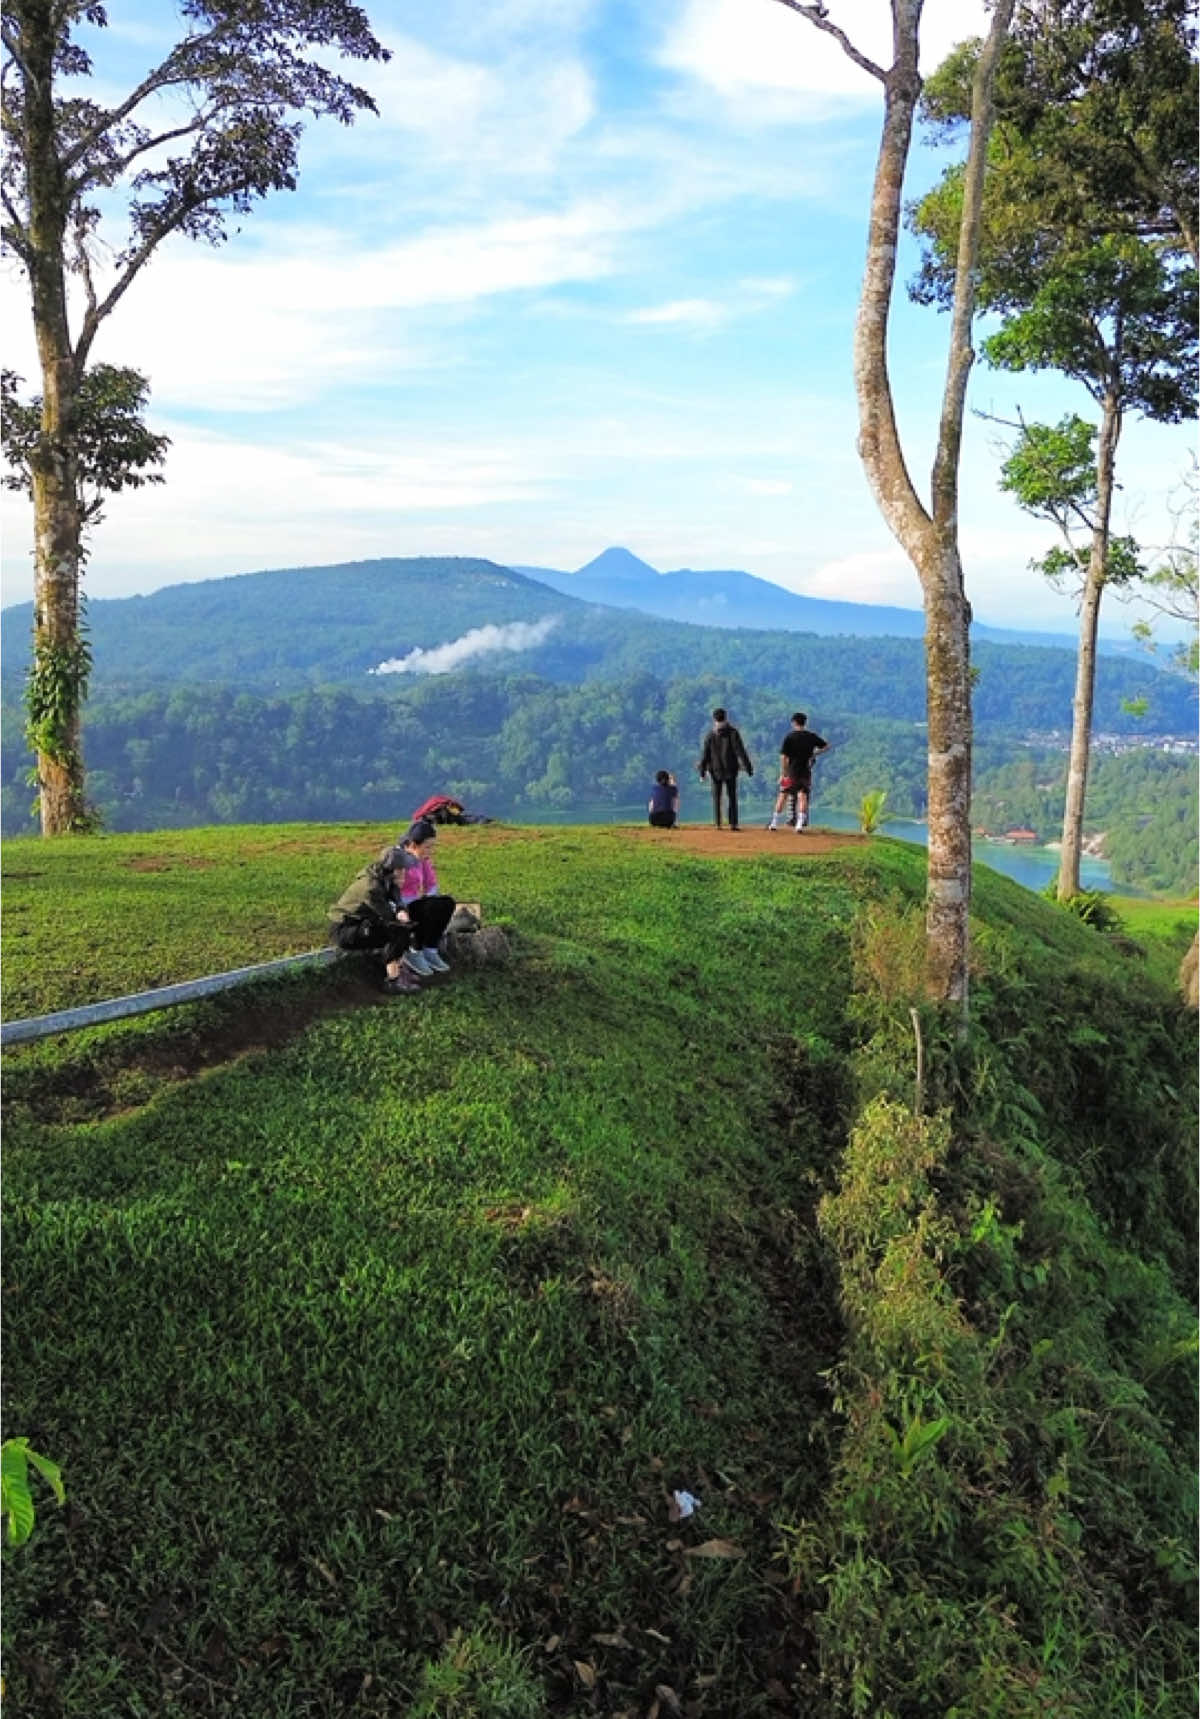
[999,413,1098,513]
[790,890,1197,1718]
[2,658,1192,847]
[1040,884,1124,933]
[858,789,890,834]
[410,1629,544,1718]
[1,1439,65,1547]
[971,748,1197,898]
[1,367,170,526]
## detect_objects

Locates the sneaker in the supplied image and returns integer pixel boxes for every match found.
[794,820,807,832]
[422,948,450,974]
[385,970,422,995]
[402,949,433,978]
[767,821,778,831]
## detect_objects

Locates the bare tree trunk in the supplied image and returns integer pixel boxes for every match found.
[20,0,88,834]
[844,0,1013,1016]
[1057,390,1121,899]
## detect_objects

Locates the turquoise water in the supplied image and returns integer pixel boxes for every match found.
[519,801,1124,896]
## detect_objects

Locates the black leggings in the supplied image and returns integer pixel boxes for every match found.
[710,777,739,829]
[402,895,456,947]
[648,810,677,828]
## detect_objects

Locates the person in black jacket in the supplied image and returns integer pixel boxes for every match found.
[327,856,421,994]
[697,707,753,830]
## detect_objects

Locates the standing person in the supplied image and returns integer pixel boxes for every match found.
[648,769,679,828]
[328,853,422,994]
[381,818,456,979]
[697,707,753,831]
[768,712,828,832]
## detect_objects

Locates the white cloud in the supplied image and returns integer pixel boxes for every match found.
[658,0,990,120]
[626,297,728,328]
[364,35,595,175]
[372,617,559,675]
[0,200,639,413]
[790,548,919,608]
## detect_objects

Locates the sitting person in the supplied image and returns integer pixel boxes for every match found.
[380,818,456,980]
[410,792,493,826]
[648,769,679,829]
[328,853,422,995]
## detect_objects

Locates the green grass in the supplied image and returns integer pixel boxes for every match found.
[3,825,1195,1717]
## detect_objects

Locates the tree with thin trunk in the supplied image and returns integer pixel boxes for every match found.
[912,10,1197,902]
[2,0,389,834]
[979,243,1196,896]
[771,0,1016,1018]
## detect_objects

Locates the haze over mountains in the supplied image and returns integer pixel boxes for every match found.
[513,546,1133,656]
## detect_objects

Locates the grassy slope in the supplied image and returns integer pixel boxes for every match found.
[2,827,1195,1718]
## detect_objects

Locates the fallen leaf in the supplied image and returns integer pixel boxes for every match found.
[591,1632,633,1650]
[655,1685,682,1712]
[542,1635,561,1654]
[643,1627,672,1643]
[684,1538,744,1560]
[573,1659,596,1689]
[665,1537,684,1552]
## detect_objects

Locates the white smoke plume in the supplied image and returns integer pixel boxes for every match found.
[371,616,559,676]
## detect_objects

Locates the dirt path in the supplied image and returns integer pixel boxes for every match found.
[628,822,867,858]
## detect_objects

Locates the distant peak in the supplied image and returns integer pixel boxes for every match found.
[574,546,661,581]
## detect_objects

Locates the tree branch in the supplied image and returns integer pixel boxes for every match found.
[769,0,887,83]
[2,192,30,260]
[73,171,255,366]
[931,0,1016,531]
[60,24,226,173]
[67,115,211,198]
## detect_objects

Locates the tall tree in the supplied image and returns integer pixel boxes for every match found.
[1,0,389,833]
[911,3,1197,899]
[771,0,1016,1017]
[982,244,1195,894]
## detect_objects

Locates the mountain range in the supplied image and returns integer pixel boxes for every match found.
[512,546,1134,656]
[1,553,1188,733]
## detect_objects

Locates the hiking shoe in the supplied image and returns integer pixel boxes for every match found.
[386,970,422,995]
[422,948,451,974]
[402,949,433,978]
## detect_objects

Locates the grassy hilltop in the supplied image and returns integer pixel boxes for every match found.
[2,825,1196,1718]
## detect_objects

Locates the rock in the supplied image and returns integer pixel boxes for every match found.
[444,924,511,968]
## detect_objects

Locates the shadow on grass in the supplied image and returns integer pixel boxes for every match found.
[1,962,394,1125]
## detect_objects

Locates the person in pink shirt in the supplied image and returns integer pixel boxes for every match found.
[380,819,456,982]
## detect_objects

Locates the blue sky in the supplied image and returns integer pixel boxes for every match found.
[1,0,1193,636]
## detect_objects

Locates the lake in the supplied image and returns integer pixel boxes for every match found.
[521,800,1124,896]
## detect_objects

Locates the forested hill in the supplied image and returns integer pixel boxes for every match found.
[0,555,1191,732]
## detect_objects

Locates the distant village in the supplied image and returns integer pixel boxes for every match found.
[1018,731,1198,757]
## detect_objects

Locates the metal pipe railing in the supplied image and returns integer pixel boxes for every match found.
[1,948,340,1048]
